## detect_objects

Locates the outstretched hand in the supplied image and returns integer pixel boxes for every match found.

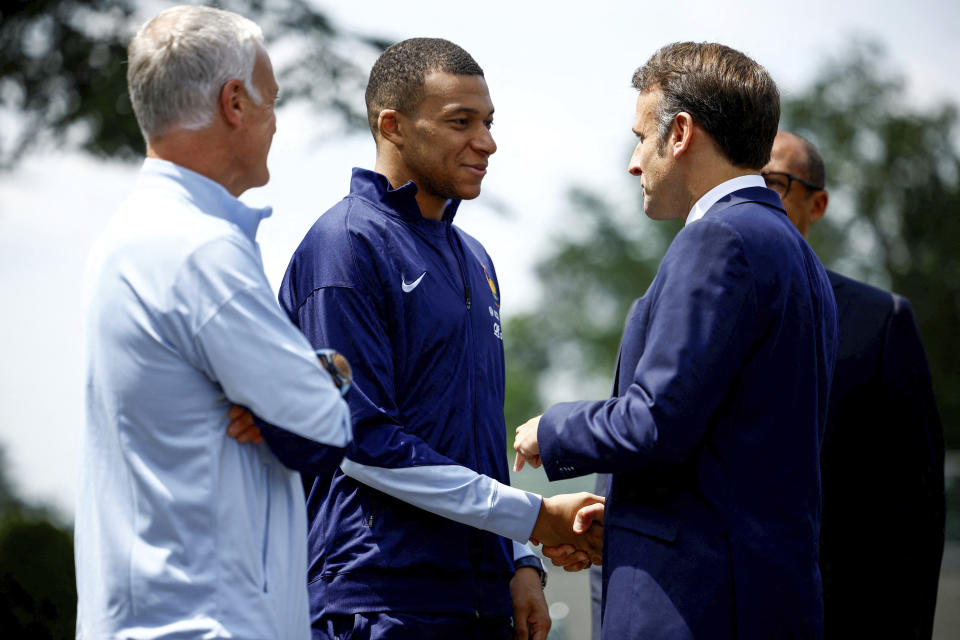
[530,492,605,565]
[514,415,542,471]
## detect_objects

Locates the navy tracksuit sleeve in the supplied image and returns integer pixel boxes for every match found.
[256,417,347,475]
[292,283,541,542]
[538,218,758,478]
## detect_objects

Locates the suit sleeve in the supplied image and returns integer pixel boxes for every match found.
[294,282,541,542]
[882,297,944,494]
[879,296,945,635]
[538,219,758,479]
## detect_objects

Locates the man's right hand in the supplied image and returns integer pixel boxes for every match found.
[530,492,604,565]
[226,405,263,444]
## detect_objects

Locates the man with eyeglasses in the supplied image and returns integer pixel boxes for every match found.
[763,130,945,639]
[760,136,828,237]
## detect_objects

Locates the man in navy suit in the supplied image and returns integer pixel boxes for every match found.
[514,42,839,639]
[764,130,945,639]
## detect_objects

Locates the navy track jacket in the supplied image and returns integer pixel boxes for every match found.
[278,169,541,619]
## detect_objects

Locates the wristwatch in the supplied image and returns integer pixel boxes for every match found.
[514,555,548,589]
[315,348,353,397]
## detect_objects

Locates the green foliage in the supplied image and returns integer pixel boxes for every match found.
[0,0,387,169]
[782,39,960,446]
[0,449,76,638]
[0,520,77,639]
[503,186,680,435]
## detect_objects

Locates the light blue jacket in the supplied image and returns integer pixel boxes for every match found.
[76,159,351,639]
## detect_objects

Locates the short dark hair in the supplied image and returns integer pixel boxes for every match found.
[365,37,483,137]
[632,42,780,170]
[796,134,826,190]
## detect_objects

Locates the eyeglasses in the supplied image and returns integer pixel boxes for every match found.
[316,348,353,397]
[761,170,823,198]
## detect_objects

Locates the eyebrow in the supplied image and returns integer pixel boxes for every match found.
[442,105,495,117]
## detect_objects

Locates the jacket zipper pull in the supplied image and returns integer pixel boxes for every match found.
[465,285,471,309]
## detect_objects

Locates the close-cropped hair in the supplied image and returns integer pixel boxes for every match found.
[633,42,780,170]
[365,37,483,137]
[797,134,826,190]
[127,5,264,139]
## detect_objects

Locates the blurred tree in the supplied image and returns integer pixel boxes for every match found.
[0,448,76,638]
[0,0,389,169]
[503,186,680,436]
[504,39,960,448]
[782,39,960,447]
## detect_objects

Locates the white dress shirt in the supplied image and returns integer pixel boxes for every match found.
[685,174,767,225]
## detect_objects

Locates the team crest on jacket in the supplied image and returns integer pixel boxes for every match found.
[481,263,499,308]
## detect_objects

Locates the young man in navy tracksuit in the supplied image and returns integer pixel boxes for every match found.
[278,38,604,640]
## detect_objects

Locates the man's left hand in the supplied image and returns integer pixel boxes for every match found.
[510,566,551,640]
[226,405,263,444]
[514,415,542,471]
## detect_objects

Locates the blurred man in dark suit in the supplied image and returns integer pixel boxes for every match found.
[763,129,945,639]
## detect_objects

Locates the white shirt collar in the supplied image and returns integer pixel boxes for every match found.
[685,174,767,225]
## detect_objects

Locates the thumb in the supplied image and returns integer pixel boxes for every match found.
[573,502,605,534]
[513,609,530,640]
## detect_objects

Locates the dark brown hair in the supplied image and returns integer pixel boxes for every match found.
[633,42,780,169]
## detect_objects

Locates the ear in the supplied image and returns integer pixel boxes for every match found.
[377,109,403,146]
[671,112,694,158]
[810,189,828,223]
[219,79,246,129]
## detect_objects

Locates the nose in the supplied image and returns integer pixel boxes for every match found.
[473,127,497,156]
[628,144,643,176]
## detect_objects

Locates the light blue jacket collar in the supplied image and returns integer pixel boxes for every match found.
[138,158,273,240]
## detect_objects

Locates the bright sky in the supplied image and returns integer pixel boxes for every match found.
[1,0,958,518]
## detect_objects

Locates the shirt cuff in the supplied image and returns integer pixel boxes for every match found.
[487,483,542,542]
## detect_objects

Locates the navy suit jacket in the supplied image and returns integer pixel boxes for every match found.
[819,271,944,639]
[539,187,838,639]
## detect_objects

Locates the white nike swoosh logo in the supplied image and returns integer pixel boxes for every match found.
[401,272,426,293]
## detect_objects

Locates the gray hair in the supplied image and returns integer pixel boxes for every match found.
[127,5,264,139]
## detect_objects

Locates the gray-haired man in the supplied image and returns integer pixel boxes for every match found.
[76,6,351,638]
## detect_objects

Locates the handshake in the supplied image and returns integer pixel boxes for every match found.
[530,492,605,572]
[517,415,605,572]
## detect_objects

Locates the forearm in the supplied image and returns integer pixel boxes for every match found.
[340,457,541,541]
